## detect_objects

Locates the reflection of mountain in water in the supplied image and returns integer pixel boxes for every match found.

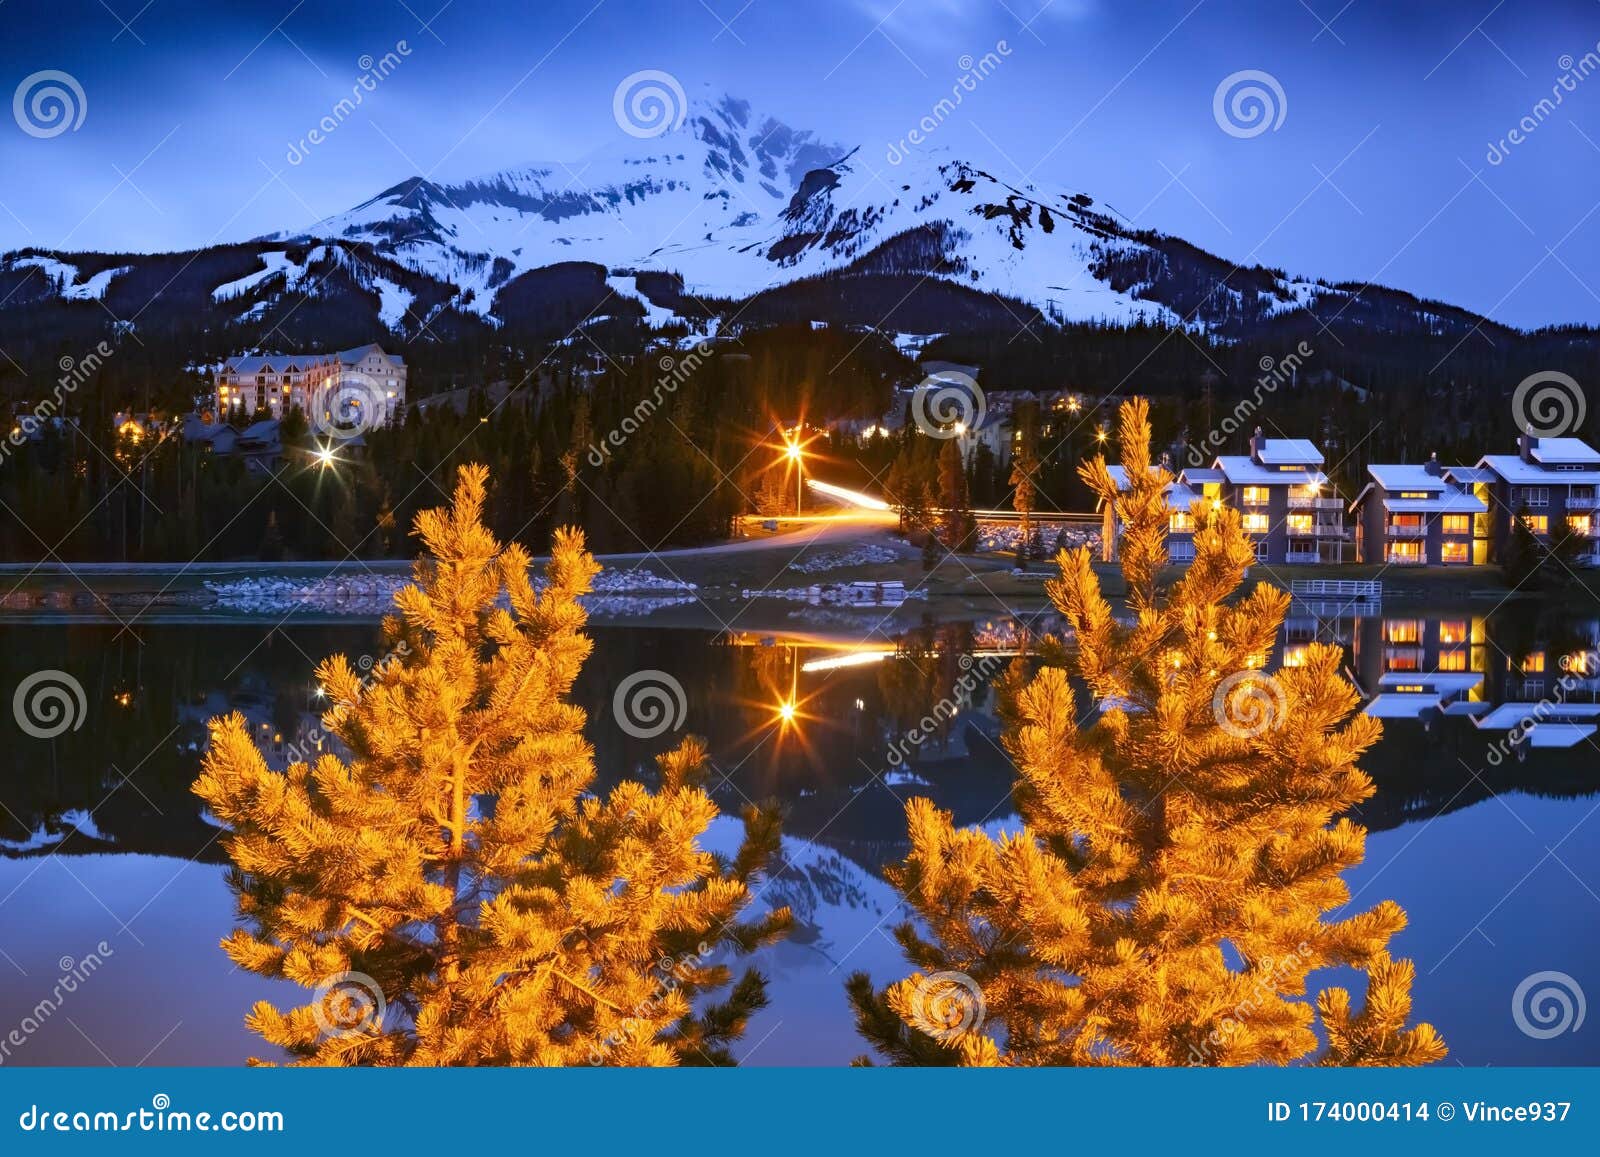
[700,817,908,969]
[4,612,1599,880]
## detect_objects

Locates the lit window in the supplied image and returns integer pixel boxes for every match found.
[1439,621,1469,645]
[1520,514,1549,534]
[1242,486,1270,506]
[1243,513,1269,533]
[1524,652,1545,673]
[1441,541,1469,564]
[1441,514,1471,535]
[1439,650,1468,672]
[1570,515,1592,536]
[1385,620,1421,644]
[1286,514,1312,534]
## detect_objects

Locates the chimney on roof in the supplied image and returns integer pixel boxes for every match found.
[1424,451,1442,477]
[1249,426,1265,463]
[1519,425,1536,462]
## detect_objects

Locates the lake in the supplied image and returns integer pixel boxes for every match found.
[2,600,1597,1066]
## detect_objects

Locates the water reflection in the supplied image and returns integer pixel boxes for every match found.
[1,601,1597,1065]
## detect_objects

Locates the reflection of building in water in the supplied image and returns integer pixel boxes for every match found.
[176,676,326,771]
[1335,612,1600,748]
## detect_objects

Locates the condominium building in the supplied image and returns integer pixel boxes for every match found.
[1183,428,1348,564]
[1462,432,1600,567]
[1348,453,1489,565]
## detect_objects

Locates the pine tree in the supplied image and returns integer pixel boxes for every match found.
[848,399,1446,1068]
[938,439,975,552]
[196,464,790,1066]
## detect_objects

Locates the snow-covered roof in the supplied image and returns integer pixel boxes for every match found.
[1179,467,1227,485]
[1529,437,1600,465]
[1165,482,1199,513]
[1475,454,1600,485]
[1103,467,1197,513]
[219,345,405,375]
[1213,456,1327,487]
[338,342,405,367]
[1367,464,1446,492]
[1351,473,1487,514]
[1254,438,1323,466]
[1446,465,1497,485]
[221,354,313,374]
[238,419,280,443]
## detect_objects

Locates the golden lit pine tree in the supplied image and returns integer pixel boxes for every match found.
[848,399,1445,1067]
[196,464,790,1066]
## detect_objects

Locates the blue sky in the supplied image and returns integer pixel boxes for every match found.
[1,0,1597,328]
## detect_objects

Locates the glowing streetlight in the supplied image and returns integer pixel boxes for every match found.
[777,699,797,725]
[783,429,805,516]
[315,444,338,469]
[1095,427,1108,444]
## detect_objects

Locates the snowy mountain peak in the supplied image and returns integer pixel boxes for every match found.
[7,93,1497,348]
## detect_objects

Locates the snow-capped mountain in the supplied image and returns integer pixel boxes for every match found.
[0,91,1532,356]
[275,92,1177,329]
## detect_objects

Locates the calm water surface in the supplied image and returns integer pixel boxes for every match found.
[1,605,1597,1066]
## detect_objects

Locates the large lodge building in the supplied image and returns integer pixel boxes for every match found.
[213,344,406,427]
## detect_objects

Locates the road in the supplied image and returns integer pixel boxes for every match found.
[598,508,898,561]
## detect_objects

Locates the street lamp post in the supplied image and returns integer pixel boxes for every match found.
[786,431,803,516]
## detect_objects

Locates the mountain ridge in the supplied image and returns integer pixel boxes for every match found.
[0,91,1579,375]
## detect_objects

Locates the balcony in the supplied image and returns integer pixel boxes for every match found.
[1386,523,1427,538]
[1312,522,1350,538]
[1285,550,1321,563]
[1288,495,1345,511]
